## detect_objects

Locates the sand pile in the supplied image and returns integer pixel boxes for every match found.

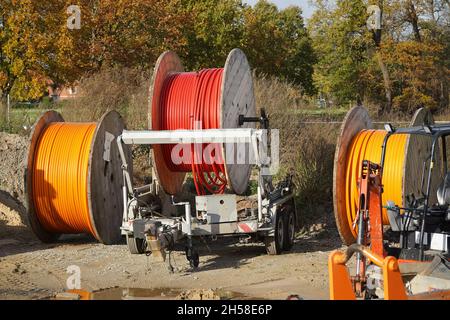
[0,132,29,230]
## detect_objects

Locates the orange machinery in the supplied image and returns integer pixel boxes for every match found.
[330,109,450,300]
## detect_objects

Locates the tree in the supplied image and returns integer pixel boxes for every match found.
[1,0,318,100]
[380,0,449,112]
[176,0,246,69]
[0,0,58,100]
[0,0,190,101]
[309,0,449,112]
[242,1,316,94]
[310,0,373,106]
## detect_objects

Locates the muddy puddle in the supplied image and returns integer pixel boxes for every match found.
[52,287,250,300]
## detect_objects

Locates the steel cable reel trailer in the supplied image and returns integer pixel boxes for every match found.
[117,49,297,268]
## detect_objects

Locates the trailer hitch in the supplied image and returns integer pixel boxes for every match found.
[171,196,199,269]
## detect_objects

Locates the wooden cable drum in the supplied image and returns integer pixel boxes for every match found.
[25,110,131,244]
[149,48,256,196]
[333,106,440,245]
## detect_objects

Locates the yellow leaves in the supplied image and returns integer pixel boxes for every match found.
[10,58,24,76]
[10,72,47,101]
[0,71,7,88]
[380,39,445,111]
[393,87,438,111]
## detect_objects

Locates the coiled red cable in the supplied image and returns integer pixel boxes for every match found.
[159,68,227,195]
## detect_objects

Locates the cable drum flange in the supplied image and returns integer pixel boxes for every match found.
[25,110,64,243]
[403,108,441,206]
[149,51,185,196]
[221,48,257,195]
[87,111,132,244]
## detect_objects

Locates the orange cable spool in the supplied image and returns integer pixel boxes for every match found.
[32,122,96,235]
[150,49,257,196]
[334,106,439,245]
[26,111,131,244]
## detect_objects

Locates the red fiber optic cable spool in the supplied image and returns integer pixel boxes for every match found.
[150,49,257,195]
[25,110,132,244]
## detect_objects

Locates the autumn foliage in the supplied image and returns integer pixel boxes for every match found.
[0,0,315,101]
[310,0,449,113]
[0,0,448,115]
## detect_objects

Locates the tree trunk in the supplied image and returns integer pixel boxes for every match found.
[372,0,392,115]
[376,51,392,114]
[406,1,422,42]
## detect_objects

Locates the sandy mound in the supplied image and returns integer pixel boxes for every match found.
[0,132,28,202]
[0,132,29,234]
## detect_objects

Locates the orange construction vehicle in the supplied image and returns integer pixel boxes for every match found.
[330,122,450,300]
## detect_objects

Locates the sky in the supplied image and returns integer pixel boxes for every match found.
[243,0,315,19]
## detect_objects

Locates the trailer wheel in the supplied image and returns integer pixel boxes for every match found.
[283,209,295,251]
[265,213,284,255]
[126,235,146,254]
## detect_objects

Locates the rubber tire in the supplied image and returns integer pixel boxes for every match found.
[126,235,146,254]
[283,208,295,251]
[265,213,284,255]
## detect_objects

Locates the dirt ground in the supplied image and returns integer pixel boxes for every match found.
[0,131,343,300]
[0,200,343,300]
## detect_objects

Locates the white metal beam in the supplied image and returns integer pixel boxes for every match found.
[120,128,261,145]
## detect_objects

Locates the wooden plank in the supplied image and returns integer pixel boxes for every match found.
[333,106,372,245]
[149,51,185,196]
[87,110,131,244]
[221,48,256,195]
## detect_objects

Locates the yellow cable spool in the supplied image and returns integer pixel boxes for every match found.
[345,130,406,234]
[333,106,438,245]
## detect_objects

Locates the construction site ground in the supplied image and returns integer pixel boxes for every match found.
[0,201,343,300]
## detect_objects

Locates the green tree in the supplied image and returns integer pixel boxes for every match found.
[177,0,246,69]
[243,1,316,94]
[310,0,449,112]
[310,0,373,106]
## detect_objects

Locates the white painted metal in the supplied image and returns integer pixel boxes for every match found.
[415,231,449,252]
[195,194,237,223]
[120,128,261,145]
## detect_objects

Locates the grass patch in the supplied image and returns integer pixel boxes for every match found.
[290,107,349,117]
[0,101,61,134]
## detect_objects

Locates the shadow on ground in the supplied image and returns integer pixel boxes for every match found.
[171,225,343,273]
[0,231,100,258]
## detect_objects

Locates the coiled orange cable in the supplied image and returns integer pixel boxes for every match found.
[159,69,226,195]
[32,122,97,236]
[345,129,407,238]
